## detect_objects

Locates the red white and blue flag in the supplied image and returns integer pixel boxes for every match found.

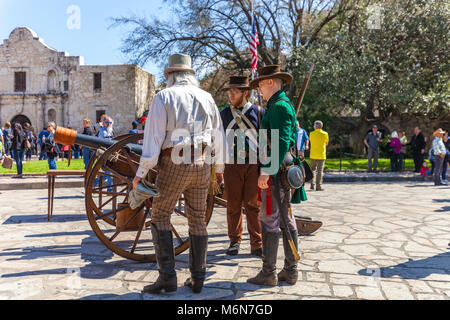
[250,16,259,72]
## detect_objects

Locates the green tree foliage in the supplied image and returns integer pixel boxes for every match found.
[291,0,449,125]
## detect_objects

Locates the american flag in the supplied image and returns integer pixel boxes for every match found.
[250,15,259,72]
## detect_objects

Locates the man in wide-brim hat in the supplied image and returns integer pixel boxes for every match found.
[132,53,225,294]
[220,75,264,258]
[432,128,447,186]
[247,65,301,286]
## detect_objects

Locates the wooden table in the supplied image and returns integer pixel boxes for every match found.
[47,170,86,221]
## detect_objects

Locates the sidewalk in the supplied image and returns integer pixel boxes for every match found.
[0,175,84,191]
[0,170,430,191]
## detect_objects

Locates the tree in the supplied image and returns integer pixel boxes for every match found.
[111,0,356,82]
[290,0,449,152]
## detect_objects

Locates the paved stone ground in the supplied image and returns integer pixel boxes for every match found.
[0,181,449,300]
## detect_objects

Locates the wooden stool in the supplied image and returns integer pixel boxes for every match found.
[47,170,86,221]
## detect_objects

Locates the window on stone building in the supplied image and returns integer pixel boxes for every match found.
[47,70,57,91]
[93,73,102,92]
[14,72,26,92]
[64,80,69,92]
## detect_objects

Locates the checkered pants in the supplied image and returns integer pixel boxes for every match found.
[150,155,211,236]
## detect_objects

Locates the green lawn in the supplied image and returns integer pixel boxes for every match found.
[0,158,85,174]
[319,158,416,171]
[0,157,416,174]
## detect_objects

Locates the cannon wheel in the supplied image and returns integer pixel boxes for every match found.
[84,134,215,262]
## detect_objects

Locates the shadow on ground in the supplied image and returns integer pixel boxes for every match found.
[358,252,450,280]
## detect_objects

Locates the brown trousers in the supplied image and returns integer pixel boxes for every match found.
[224,163,262,250]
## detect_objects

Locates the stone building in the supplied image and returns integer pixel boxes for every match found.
[0,27,155,135]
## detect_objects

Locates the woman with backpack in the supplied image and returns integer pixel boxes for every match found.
[11,123,27,178]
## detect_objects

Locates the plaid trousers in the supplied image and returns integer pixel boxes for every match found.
[151,154,211,236]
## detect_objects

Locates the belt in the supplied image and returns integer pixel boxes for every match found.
[161,143,208,159]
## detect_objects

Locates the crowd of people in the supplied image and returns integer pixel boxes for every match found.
[363,126,449,185]
[0,114,145,178]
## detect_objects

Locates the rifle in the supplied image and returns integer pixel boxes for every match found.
[295,64,315,117]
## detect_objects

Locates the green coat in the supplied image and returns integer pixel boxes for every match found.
[260,90,297,177]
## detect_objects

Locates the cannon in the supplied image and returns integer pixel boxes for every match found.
[54,126,227,262]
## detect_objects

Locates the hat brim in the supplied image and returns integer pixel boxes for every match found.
[164,67,196,79]
[222,84,251,92]
[249,73,293,90]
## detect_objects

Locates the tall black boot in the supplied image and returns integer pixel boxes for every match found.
[278,229,299,285]
[184,234,208,294]
[143,223,177,294]
[247,228,279,286]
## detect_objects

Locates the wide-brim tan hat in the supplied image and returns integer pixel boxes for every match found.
[164,53,196,79]
[433,128,445,137]
[249,65,293,90]
[222,76,251,91]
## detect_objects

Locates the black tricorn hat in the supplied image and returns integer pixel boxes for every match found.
[222,76,251,91]
[249,65,293,89]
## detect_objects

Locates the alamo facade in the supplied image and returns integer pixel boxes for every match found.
[0,27,155,135]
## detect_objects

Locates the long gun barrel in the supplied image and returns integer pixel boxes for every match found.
[54,127,143,155]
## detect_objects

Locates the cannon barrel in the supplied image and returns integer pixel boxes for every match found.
[54,127,143,155]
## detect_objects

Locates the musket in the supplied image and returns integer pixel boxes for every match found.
[295,63,315,117]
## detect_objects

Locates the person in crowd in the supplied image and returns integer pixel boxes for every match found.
[98,115,114,139]
[364,125,382,173]
[432,128,447,186]
[420,161,432,178]
[409,127,426,173]
[0,128,4,159]
[44,122,59,170]
[296,121,310,158]
[129,121,139,134]
[309,120,329,191]
[23,123,35,161]
[389,131,402,172]
[11,123,26,178]
[38,127,50,160]
[96,115,114,190]
[219,75,263,257]
[398,130,408,172]
[72,143,81,159]
[442,130,449,183]
[81,119,94,170]
[428,147,436,176]
[3,122,13,156]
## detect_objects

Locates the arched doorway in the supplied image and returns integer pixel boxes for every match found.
[11,114,32,129]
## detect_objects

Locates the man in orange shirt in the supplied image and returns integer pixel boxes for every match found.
[309,121,329,191]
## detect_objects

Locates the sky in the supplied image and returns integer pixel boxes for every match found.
[0,0,168,76]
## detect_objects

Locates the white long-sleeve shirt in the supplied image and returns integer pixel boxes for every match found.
[136,81,225,178]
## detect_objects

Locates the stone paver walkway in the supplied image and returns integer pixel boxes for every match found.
[0,181,448,300]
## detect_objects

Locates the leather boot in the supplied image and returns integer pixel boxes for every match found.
[143,223,177,294]
[184,234,208,294]
[247,228,279,286]
[278,229,299,285]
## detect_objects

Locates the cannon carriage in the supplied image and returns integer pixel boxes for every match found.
[54,127,227,263]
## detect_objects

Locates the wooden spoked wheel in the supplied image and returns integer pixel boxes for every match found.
[84,134,215,262]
